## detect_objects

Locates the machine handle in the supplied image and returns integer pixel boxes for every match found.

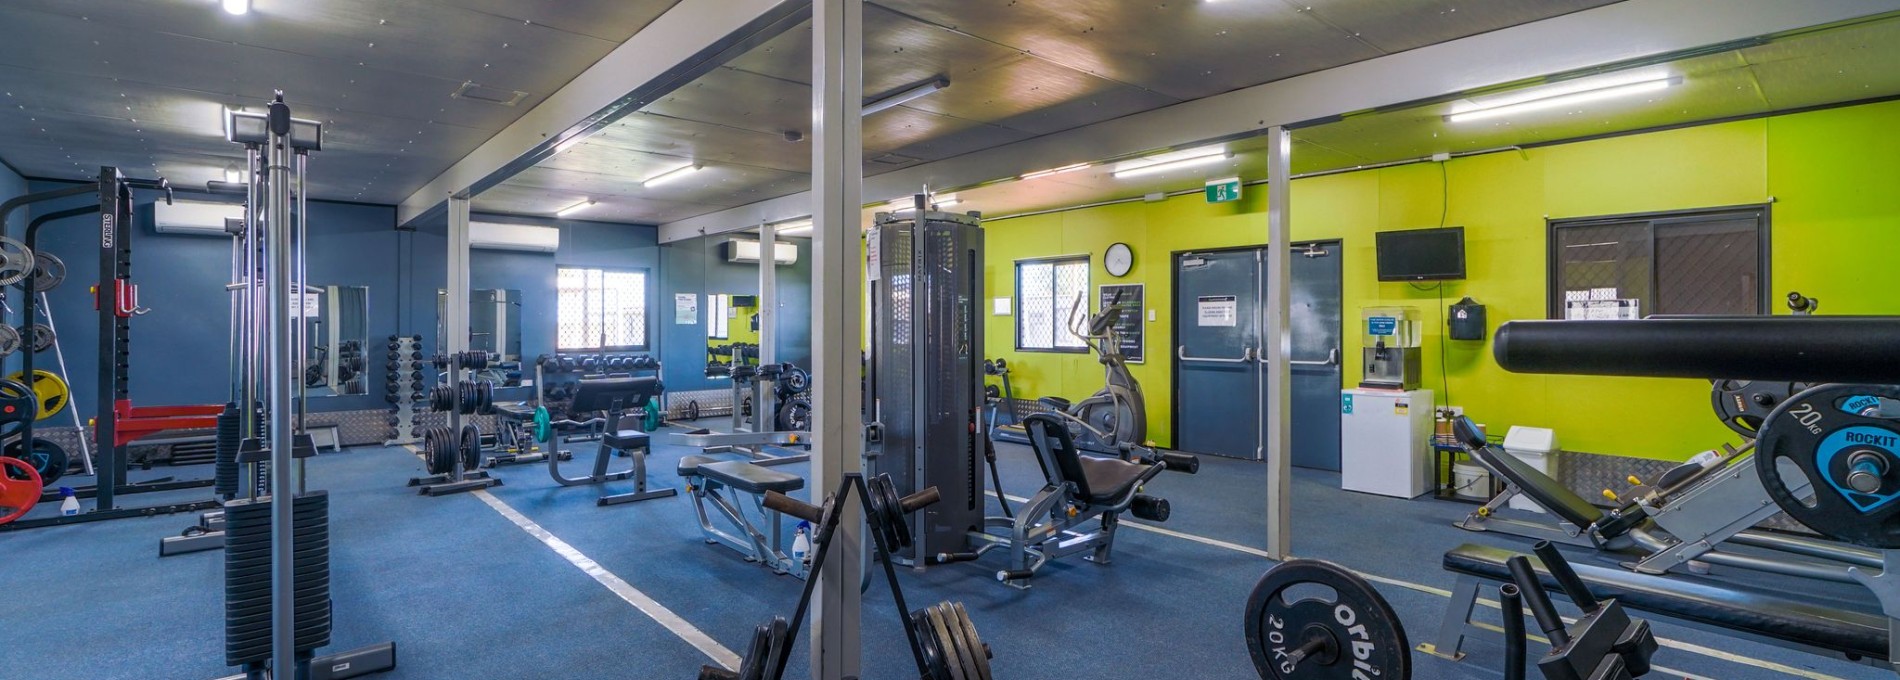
[1177,345,1254,363]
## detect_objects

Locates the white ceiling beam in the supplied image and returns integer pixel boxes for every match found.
[396,0,808,227]
[658,0,1900,243]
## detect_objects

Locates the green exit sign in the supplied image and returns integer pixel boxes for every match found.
[1205,177,1242,203]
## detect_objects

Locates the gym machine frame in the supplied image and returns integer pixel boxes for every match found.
[0,169,235,532]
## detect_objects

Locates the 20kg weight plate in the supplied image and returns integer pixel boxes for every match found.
[1711,380,1811,436]
[4,437,67,486]
[1758,383,1900,548]
[1245,559,1411,680]
[8,369,69,420]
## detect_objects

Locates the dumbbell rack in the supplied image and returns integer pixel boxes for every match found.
[382,335,426,446]
[408,351,500,496]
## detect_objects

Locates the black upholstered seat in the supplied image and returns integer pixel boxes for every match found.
[1023,412,1153,505]
[603,429,649,450]
[698,460,806,495]
[1074,457,1149,504]
[677,454,720,478]
[1037,396,1072,411]
[1444,543,1887,661]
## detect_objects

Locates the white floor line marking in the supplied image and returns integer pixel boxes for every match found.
[471,488,741,671]
[998,493,1843,680]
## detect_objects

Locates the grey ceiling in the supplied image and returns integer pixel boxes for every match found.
[0,0,680,202]
[473,0,1620,225]
[892,12,1900,222]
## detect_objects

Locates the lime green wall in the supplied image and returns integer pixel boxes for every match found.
[983,99,1900,460]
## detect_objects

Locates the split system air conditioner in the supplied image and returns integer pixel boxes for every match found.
[153,200,244,236]
[722,238,797,265]
[471,222,560,253]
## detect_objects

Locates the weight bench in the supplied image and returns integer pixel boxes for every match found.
[1425,542,1895,672]
[679,456,808,577]
[543,377,676,506]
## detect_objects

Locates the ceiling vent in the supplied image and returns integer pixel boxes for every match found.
[869,153,921,166]
[453,81,530,106]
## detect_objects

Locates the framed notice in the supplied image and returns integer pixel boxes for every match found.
[1099,283,1145,364]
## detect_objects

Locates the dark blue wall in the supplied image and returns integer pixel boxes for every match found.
[658,236,812,393]
[9,179,661,420]
[0,162,24,224]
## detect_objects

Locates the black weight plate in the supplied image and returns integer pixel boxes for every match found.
[461,424,482,470]
[937,602,982,680]
[865,474,912,550]
[1245,559,1410,680]
[1711,380,1811,436]
[949,602,991,680]
[910,609,950,680]
[924,604,968,680]
[5,437,66,485]
[1758,383,1900,548]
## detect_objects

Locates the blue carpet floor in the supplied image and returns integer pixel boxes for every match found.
[0,423,1887,680]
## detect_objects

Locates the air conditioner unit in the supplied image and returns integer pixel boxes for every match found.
[154,200,244,236]
[471,222,560,253]
[722,238,797,265]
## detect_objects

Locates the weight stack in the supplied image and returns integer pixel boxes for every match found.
[214,402,240,499]
[222,491,333,669]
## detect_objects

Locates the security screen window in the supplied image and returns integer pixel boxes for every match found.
[1016,257,1090,352]
[558,267,649,350]
[1548,207,1767,320]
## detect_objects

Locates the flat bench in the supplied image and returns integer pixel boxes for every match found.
[1426,543,1891,669]
[681,458,808,577]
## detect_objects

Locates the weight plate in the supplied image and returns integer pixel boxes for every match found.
[0,237,35,288]
[867,474,913,550]
[0,456,43,524]
[532,406,552,444]
[937,603,983,680]
[1711,380,1811,436]
[14,252,64,292]
[949,602,992,680]
[8,369,68,420]
[0,379,38,428]
[1758,383,1900,548]
[925,604,968,680]
[1245,559,1411,680]
[25,323,57,353]
[776,398,811,433]
[460,423,481,471]
[4,437,67,486]
[0,325,19,358]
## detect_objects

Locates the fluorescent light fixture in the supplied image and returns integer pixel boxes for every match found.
[1446,75,1681,123]
[224,166,243,184]
[1111,151,1232,179]
[1020,163,1091,181]
[222,0,249,15]
[155,199,244,236]
[555,199,596,218]
[643,163,703,187]
[887,197,959,212]
[863,77,950,116]
[471,222,560,253]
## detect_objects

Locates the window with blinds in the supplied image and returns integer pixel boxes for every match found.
[1548,206,1769,320]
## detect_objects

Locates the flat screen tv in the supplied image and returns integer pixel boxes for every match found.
[1376,227,1466,282]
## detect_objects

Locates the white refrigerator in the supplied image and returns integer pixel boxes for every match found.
[1340,388,1433,498]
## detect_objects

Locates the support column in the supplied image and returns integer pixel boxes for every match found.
[265,98,297,679]
[446,196,471,357]
[811,0,864,677]
[758,221,777,424]
[1264,126,1292,560]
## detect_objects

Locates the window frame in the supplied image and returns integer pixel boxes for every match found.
[556,265,652,352]
[709,294,730,340]
[1014,254,1092,353]
[1545,204,1772,320]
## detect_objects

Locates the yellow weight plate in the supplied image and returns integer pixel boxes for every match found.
[7,369,68,420]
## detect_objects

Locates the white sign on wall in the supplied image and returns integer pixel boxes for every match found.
[674,293,698,325]
[1197,295,1237,327]
[289,292,321,318]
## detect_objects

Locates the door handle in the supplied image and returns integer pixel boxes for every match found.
[1259,347,1340,366]
[1177,345,1254,363]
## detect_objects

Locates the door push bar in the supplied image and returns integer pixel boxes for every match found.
[1176,345,1254,363]
[1257,347,1340,367]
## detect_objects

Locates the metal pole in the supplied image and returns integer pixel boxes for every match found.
[264,94,297,680]
[447,195,471,474]
[295,152,309,494]
[812,0,864,676]
[40,293,93,476]
[1263,125,1292,560]
[758,221,777,428]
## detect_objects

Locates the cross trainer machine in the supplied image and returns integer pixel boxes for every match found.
[992,290,1149,455]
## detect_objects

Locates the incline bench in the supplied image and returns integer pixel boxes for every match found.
[1426,543,1893,671]
[677,454,808,577]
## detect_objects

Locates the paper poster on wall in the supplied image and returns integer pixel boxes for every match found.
[1196,295,1237,327]
[674,293,698,325]
[1099,284,1145,363]
[1563,299,1640,320]
[993,297,1011,315]
[865,228,882,281]
[289,292,321,318]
